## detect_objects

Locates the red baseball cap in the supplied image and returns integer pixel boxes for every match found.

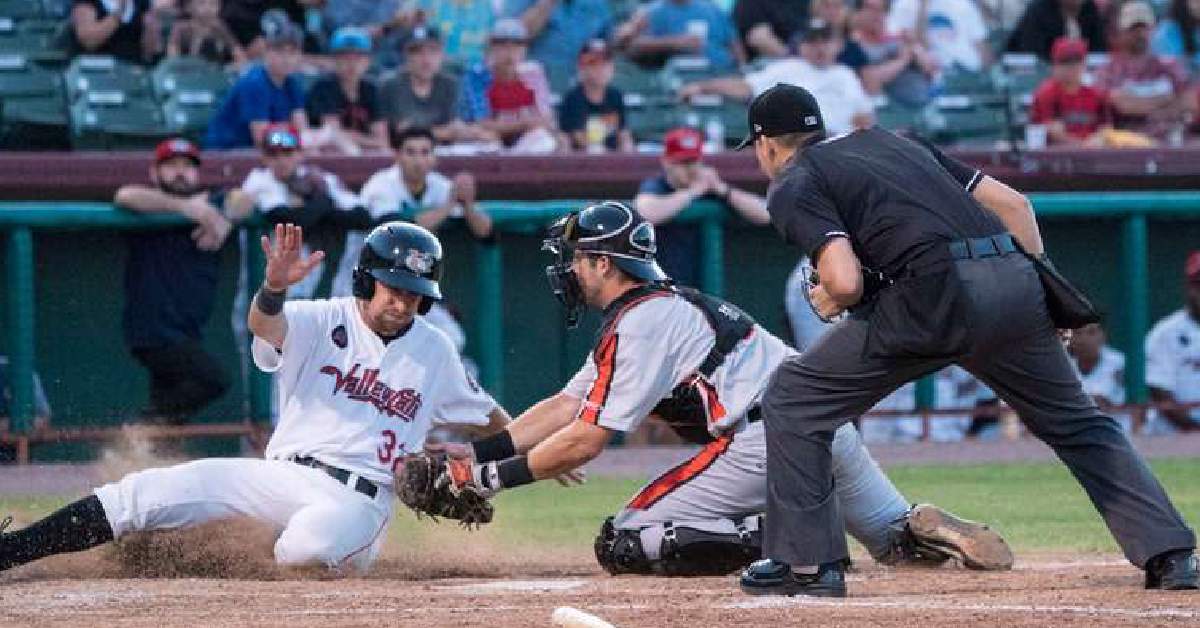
[1186,251,1200,282]
[154,137,200,165]
[1050,37,1088,64]
[663,127,704,163]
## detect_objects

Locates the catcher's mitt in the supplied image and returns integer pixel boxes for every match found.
[394,452,494,528]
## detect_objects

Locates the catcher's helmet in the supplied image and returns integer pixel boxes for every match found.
[543,201,668,327]
[352,221,442,314]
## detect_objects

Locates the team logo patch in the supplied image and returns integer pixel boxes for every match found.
[404,248,435,274]
[331,325,348,349]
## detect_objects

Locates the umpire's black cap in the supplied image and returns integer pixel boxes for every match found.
[734,83,825,150]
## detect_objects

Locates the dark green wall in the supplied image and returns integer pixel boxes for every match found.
[3,214,1198,460]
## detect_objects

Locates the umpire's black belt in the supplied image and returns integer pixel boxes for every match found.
[289,455,379,499]
[947,233,1018,261]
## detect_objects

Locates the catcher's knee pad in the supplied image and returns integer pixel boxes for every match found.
[594,516,653,575]
[653,518,762,577]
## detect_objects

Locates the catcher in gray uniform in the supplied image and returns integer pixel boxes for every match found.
[402,201,1013,576]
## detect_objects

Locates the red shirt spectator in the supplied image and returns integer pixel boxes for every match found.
[1030,37,1111,143]
[487,79,537,116]
[1094,1,1192,136]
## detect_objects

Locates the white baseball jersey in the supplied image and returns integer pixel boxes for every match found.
[562,289,792,435]
[1072,345,1131,432]
[252,297,495,485]
[1145,309,1200,432]
[241,166,362,299]
[330,165,453,297]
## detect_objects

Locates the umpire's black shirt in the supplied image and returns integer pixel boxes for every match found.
[766,127,1005,277]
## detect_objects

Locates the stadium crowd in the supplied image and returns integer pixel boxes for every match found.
[1,0,1200,446]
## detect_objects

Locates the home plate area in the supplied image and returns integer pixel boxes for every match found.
[1,555,1196,627]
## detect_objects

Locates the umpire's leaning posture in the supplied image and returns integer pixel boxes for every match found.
[738,83,1198,597]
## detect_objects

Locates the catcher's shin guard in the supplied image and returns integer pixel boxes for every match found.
[595,517,654,575]
[655,520,762,576]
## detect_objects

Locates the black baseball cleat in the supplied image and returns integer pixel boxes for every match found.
[906,504,1014,571]
[739,558,846,597]
[1145,549,1199,590]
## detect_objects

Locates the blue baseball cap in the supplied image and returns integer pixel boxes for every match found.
[331,27,372,54]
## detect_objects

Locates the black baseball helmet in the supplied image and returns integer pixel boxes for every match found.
[543,201,668,327]
[352,221,443,313]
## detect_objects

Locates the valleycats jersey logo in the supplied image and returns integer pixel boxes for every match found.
[319,363,422,421]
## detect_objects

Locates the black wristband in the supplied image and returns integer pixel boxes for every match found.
[254,284,286,315]
[471,430,516,463]
[496,457,535,489]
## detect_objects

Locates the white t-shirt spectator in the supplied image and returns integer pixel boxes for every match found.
[1073,345,1130,432]
[744,59,874,134]
[241,166,361,300]
[887,0,987,71]
[1144,309,1200,433]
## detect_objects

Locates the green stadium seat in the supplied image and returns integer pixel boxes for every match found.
[0,0,45,20]
[162,91,218,142]
[662,55,725,89]
[0,54,59,97]
[873,95,923,132]
[626,100,683,144]
[543,62,576,96]
[685,95,749,149]
[69,91,171,150]
[939,69,996,96]
[922,95,1009,145]
[0,18,68,64]
[612,59,665,98]
[151,56,231,101]
[0,54,67,148]
[64,55,152,103]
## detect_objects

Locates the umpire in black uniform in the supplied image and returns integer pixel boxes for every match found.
[736,84,1197,597]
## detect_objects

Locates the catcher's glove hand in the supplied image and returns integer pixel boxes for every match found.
[394,452,494,528]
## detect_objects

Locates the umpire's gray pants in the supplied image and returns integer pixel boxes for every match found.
[762,254,1196,568]
[613,421,909,561]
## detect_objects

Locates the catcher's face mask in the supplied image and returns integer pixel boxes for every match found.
[543,213,588,328]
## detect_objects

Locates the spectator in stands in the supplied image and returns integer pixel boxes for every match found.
[558,40,635,152]
[166,0,247,67]
[1068,321,1131,430]
[679,19,876,133]
[1153,0,1200,67]
[417,0,495,65]
[1144,251,1200,434]
[849,0,938,105]
[221,1,309,58]
[359,127,493,239]
[204,19,307,150]
[0,356,53,434]
[633,127,769,286]
[620,0,744,72]
[304,27,389,155]
[380,26,496,144]
[113,139,254,425]
[887,0,991,72]
[317,0,411,68]
[733,0,810,61]
[239,124,364,300]
[71,0,161,64]
[1096,1,1194,138]
[1030,37,1113,145]
[503,0,613,68]
[458,19,559,152]
[1007,0,1108,61]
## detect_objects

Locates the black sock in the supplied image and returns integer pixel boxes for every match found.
[1,495,114,571]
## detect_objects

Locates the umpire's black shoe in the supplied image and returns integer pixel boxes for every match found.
[739,558,846,597]
[1145,549,1199,590]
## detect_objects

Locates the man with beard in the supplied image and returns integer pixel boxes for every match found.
[114,138,254,425]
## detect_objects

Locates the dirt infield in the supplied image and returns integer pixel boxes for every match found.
[1,552,1195,627]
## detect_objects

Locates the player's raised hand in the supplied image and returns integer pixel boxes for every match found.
[261,223,325,290]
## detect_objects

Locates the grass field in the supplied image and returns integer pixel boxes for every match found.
[2,458,1197,557]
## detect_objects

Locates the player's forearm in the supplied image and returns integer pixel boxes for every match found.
[526,425,607,479]
[971,176,1044,255]
[635,191,698,224]
[247,283,288,348]
[726,188,770,225]
[414,204,452,231]
[1150,388,1196,431]
[496,393,581,456]
[462,204,493,239]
